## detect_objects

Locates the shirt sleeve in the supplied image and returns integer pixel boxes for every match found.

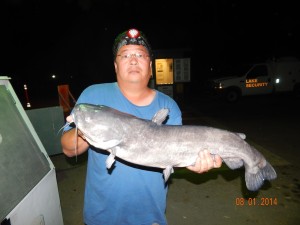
[165,98,182,126]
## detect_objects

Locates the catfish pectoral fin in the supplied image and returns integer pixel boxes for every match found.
[152,108,169,125]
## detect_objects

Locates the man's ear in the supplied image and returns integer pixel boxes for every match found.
[114,61,118,73]
[149,61,153,77]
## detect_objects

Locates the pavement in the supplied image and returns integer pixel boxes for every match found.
[50,96,300,225]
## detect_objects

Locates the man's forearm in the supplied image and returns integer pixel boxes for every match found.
[61,128,89,157]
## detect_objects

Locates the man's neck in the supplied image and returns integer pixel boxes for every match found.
[118,82,155,106]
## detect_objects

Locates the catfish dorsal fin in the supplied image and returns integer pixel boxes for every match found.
[152,108,169,125]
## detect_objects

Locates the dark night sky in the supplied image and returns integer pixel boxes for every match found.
[0,0,299,104]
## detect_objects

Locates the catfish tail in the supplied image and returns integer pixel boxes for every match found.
[245,162,277,191]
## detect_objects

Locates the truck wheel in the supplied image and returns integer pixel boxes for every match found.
[225,89,240,103]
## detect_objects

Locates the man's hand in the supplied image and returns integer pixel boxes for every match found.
[187,150,222,173]
[66,115,73,123]
[65,115,86,140]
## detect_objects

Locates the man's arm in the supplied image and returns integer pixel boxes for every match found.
[61,116,89,157]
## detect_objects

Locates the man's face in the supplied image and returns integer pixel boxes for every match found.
[114,45,152,85]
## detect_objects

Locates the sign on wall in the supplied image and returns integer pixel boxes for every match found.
[155,59,174,85]
[174,58,191,82]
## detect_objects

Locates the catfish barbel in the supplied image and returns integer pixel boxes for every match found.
[70,103,277,191]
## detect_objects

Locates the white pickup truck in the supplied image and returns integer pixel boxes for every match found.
[207,57,300,102]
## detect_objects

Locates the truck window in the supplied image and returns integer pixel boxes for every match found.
[246,65,268,79]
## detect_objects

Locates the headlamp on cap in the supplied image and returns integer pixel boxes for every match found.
[113,28,152,60]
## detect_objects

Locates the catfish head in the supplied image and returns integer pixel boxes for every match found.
[71,103,125,149]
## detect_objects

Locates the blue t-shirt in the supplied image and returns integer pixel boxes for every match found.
[65,82,182,225]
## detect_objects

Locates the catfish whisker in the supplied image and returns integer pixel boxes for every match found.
[57,122,73,135]
[58,121,78,162]
[74,126,78,162]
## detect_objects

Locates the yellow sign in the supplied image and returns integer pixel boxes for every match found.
[245,79,268,88]
[155,59,174,85]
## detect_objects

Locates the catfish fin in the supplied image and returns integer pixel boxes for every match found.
[237,133,246,139]
[163,166,174,182]
[106,153,115,169]
[105,147,118,169]
[245,162,277,191]
[223,158,244,169]
[152,108,169,125]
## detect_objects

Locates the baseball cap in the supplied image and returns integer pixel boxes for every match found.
[112,28,152,60]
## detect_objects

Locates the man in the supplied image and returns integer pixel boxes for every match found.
[61,28,222,225]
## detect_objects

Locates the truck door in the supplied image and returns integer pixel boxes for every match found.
[243,64,273,95]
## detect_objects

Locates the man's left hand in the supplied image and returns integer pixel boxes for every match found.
[187,150,222,173]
